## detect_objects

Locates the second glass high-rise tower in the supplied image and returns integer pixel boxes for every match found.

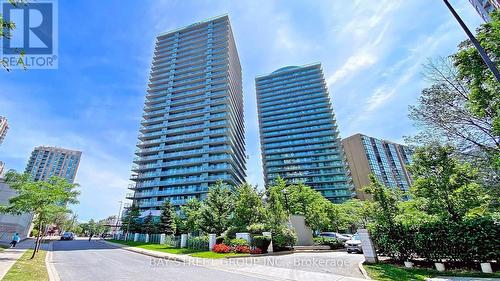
[256,63,354,203]
[129,15,246,212]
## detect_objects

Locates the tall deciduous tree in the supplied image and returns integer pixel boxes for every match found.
[265,178,288,230]
[159,201,175,235]
[0,171,79,259]
[179,198,201,234]
[198,181,234,235]
[364,175,400,228]
[232,183,265,230]
[408,144,490,222]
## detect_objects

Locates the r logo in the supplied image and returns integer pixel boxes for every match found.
[2,2,54,54]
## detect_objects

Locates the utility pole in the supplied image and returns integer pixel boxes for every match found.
[442,0,500,82]
[115,200,123,235]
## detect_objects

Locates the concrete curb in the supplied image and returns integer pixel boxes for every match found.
[358,261,372,280]
[100,240,187,263]
[45,241,61,281]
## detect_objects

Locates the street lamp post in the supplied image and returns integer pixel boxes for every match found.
[442,0,500,82]
[115,200,123,236]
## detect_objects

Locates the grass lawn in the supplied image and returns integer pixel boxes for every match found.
[189,251,250,259]
[364,262,500,281]
[107,239,204,254]
[3,250,48,281]
[0,244,8,252]
[107,239,250,259]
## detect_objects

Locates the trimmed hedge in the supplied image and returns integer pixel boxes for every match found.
[371,217,500,263]
[229,238,249,247]
[313,237,344,249]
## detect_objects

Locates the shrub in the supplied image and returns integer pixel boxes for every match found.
[370,217,500,263]
[252,235,271,252]
[250,247,263,254]
[212,243,231,253]
[247,223,267,234]
[224,226,240,239]
[313,237,343,249]
[272,227,297,250]
[229,238,249,247]
[234,245,251,253]
[187,236,209,250]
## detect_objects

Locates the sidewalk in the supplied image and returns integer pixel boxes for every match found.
[101,240,368,281]
[0,239,34,280]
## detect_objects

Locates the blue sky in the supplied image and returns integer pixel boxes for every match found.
[0,0,483,221]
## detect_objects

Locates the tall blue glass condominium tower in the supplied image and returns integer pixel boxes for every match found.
[128,15,246,212]
[256,63,354,203]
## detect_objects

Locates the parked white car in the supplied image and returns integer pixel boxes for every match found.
[345,233,363,253]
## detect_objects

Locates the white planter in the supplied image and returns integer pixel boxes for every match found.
[404,261,414,268]
[480,262,492,273]
[435,262,445,272]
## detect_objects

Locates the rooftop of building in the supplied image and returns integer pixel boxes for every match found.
[32,146,83,155]
[255,62,322,80]
[156,14,229,39]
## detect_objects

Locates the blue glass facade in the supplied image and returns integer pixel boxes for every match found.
[128,15,246,212]
[360,135,413,192]
[25,146,82,183]
[256,63,354,203]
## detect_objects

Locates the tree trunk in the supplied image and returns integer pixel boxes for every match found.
[31,219,43,259]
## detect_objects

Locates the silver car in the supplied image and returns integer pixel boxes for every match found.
[345,234,363,253]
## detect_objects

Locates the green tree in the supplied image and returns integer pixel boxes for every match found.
[364,175,400,228]
[453,11,500,140]
[159,201,175,235]
[198,181,235,235]
[265,178,287,230]
[408,144,490,222]
[121,204,142,234]
[231,183,265,231]
[0,171,79,259]
[141,211,159,234]
[179,198,201,234]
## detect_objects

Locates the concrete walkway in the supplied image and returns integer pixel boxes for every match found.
[0,239,34,279]
[101,240,368,280]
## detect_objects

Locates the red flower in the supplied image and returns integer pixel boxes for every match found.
[213,243,231,253]
[234,245,251,253]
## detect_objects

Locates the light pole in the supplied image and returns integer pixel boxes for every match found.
[442,0,500,82]
[115,200,123,235]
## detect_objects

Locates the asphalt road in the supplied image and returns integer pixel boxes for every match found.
[51,238,268,281]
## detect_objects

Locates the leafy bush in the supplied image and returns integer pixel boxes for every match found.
[272,227,297,250]
[224,226,240,239]
[313,237,343,249]
[247,223,267,234]
[234,245,251,253]
[252,235,271,252]
[371,217,500,263]
[187,236,209,250]
[229,238,249,247]
[212,243,231,253]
